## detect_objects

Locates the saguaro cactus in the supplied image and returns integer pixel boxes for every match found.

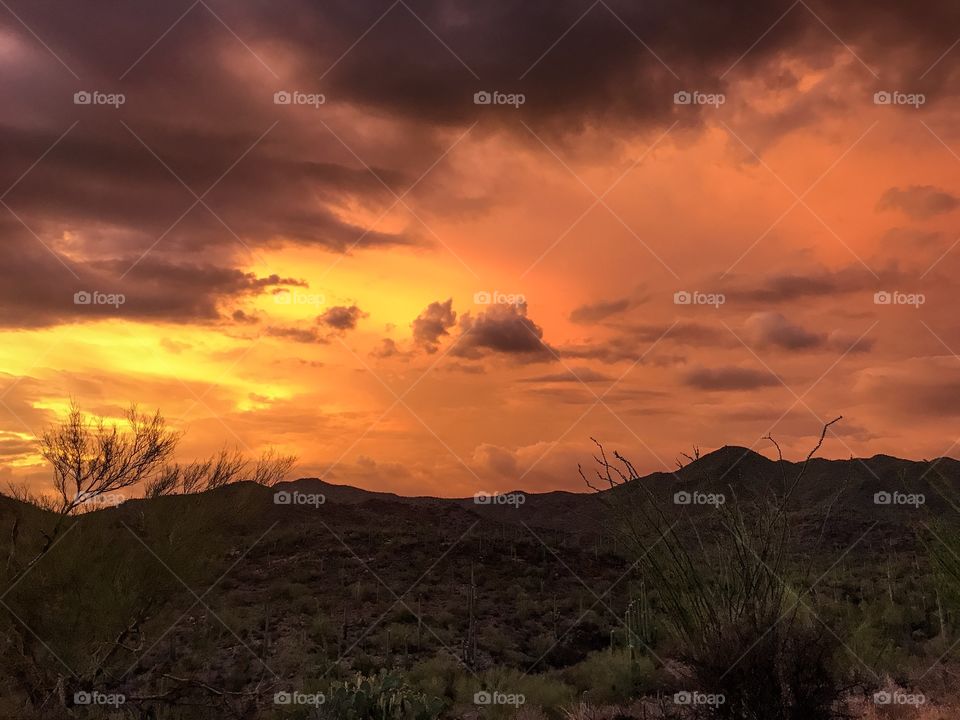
[625,580,653,661]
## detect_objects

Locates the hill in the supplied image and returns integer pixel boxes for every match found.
[1,446,959,718]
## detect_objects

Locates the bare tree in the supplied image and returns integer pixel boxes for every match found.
[180,458,213,493]
[205,447,248,490]
[40,401,179,516]
[2,402,297,717]
[144,464,181,498]
[146,447,297,497]
[249,448,297,486]
[4,482,59,512]
[1,403,179,603]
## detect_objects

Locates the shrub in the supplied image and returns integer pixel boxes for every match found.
[322,670,444,720]
[563,649,653,704]
[584,420,851,718]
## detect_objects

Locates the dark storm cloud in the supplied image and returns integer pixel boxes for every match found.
[683,366,780,391]
[4,0,959,334]
[0,123,412,253]
[453,303,554,361]
[318,305,367,332]
[412,299,457,352]
[877,186,960,219]
[8,0,960,138]
[0,220,304,327]
[267,0,960,128]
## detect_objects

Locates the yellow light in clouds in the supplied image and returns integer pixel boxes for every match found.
[248,244,479,340]
[0,321,295,412]
[29,399,74,418]
[0,430,42,468]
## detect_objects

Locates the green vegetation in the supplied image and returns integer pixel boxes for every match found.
[321,671,444,720]
[3,407,960,718]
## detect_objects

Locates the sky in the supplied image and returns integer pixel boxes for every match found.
[2,0,960,497]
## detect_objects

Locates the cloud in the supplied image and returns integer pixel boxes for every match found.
[453,303,555,361]
[5,1,956,188]
[521,367,614,383]
[370,338,404,359]
[264,326,328,344]
[232,309,260,324]
[318,305,367,332]
[569,297,632,324]
[825,329,875,354]
[725,266,899,304]
[0,223,304,328]
[744,312,874,353]
[412,299,457,353]
[683,366,780,391]
[3,0,957,342]
[878,228,943,248]
[471,444,520,478]
[745,312,821,350]
[877,185,960,219]
[0,124,414,256]
[0,431,37,465]
[561,321,727,363]
[856,357,960,418]
[257,0,960,135]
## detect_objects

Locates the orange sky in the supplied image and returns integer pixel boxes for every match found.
[2,1,960,496]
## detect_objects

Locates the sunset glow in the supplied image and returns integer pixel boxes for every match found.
[3,0,960,497]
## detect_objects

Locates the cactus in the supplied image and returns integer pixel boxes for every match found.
[625,580,654,661]
[323,670,444,720]
[463,564,477,668]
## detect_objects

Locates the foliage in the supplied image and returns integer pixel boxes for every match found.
[562,649,653,704]
[322,670,444,720]
[583,419,851,719]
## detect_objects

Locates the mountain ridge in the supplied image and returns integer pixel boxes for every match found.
[279,444,960,501]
